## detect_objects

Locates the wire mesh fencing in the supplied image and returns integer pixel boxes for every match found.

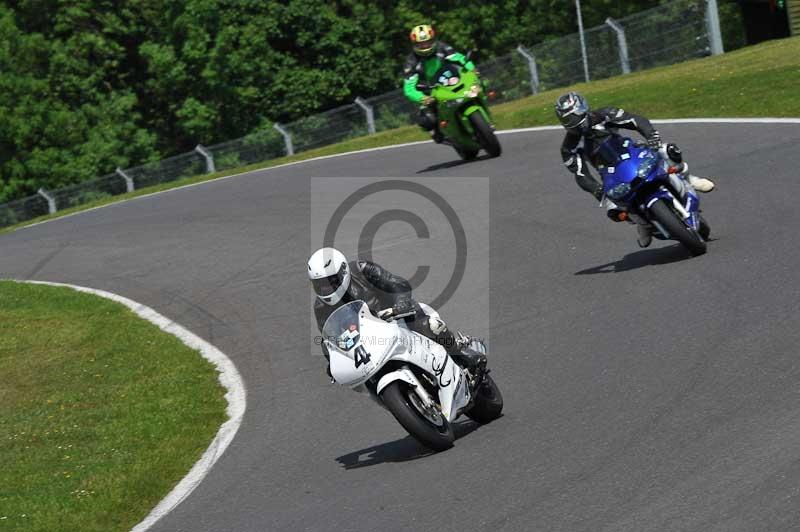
[208,129,287,172]
[0,0,715,229]
[285,103,371,152]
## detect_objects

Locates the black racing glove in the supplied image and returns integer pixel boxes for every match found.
[593,184,604,202]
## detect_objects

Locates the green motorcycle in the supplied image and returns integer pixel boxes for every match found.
[417,63,502,160]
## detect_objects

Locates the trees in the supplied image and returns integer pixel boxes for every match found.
[0,0,696,202]
[0,3,157,202]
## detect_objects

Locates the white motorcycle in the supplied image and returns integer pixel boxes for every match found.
[323,300,503,451]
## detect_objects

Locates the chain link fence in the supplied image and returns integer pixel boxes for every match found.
[0,0,716,229]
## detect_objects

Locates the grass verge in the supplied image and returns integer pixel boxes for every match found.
[3,36,799,234]
[0,281,227,532]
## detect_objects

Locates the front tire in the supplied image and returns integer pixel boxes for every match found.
[455,145,479,161]
[469,112,501,158]
[381,381,454,452]
[698,214,711,240]
[649,199,707,256]
[466,373,504,423]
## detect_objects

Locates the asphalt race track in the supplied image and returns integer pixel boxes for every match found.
[3,123,800,532]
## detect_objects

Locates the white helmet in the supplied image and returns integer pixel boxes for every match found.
[307,247,351,306]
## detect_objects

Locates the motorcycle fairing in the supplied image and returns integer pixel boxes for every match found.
[324,301,471,421]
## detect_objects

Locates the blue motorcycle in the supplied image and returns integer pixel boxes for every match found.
[596,135,710,256]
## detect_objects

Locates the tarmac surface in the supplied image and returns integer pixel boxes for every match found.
[3,123,800,531]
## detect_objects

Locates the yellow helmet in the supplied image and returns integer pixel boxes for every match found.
[410,24,436,56]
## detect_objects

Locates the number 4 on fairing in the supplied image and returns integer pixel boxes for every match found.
[323,300,504,453]
[354,345,371,368]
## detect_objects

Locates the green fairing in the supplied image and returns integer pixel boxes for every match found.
[403,54,474,104]
[420,65,501,158]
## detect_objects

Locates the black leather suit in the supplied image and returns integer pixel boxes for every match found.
[314,260,459,358]
[560,107,660,199]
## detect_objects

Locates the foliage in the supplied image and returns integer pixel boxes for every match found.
[0,0,748,203]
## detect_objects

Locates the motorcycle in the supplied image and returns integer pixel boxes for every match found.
[416,60,502,160]
[323,300,503,451]
[597,136,711,256]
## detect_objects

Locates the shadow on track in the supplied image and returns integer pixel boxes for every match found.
[416,154,493,174]
[574,244,695,275]
[335,420,483,470]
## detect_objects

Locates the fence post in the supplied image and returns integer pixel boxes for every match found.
[273,123,294,156]
[515,45,540,95]
[354,97,376,134]
[705,0,724,55]
[116,167,135,193]
[575,0,590,82]
[604,18,631,74]
[37,188,57,214]
[194,144,216,174]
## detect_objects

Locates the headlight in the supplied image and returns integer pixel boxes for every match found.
[607,182,632,200]
[636,156,658,178]
[466,84,481,98]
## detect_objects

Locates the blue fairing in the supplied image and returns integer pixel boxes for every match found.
[596,135,702,232]
[598,136,661,204]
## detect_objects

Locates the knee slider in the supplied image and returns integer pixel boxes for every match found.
[666,143,683,164]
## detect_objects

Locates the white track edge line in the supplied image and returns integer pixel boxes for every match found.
[16,118,800,231]
[15,280,247,532]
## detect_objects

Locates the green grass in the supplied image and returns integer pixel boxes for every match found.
[0,281,227,532]
[3,37,799,234]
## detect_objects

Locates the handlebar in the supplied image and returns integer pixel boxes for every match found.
[378,308,416,322]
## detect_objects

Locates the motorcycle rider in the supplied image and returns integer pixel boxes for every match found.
[403,24,477,143]
[555,91,715,248]
[308,247,482,381]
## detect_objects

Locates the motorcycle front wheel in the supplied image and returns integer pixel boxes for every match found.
[381,381,454,451]
[698,213,711,240]
[455,145,479,161]
[469,112,501,158]
[649,199,707,256]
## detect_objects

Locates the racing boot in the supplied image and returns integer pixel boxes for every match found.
[676,162,715,192]
[663,145,715,193]
[687,173,715,192]
[431,128,445,144]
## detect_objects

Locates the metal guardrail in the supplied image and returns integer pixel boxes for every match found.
[0,0,718,229]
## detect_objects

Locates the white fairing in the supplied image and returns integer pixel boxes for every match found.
[324,301,471,421]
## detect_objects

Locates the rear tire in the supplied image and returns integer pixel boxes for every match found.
[381,381,454,452]
[649,199,707,256]
[466,373,504,424]
[469,112,501,158]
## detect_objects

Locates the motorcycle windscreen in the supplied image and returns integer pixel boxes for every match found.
[322,300,366,354]
[599,136,658,192]
[596,135,629,167]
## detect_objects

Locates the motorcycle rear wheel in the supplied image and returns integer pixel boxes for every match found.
[469,112,501,158]
[649,199,707,256]
[381,381,454,452]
